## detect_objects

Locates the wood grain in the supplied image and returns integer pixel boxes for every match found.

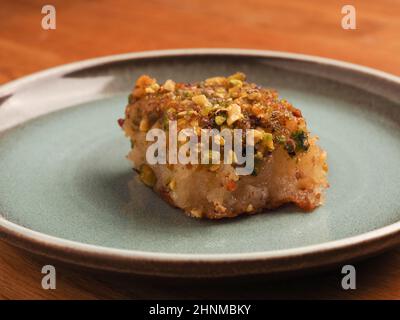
[0,0,399,299]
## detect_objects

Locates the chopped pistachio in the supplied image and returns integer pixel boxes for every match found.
[205,76,226,86]
[125,72,315,177]
[215,87,227,97]
[145,83,160,93]
[200,105,213,116]
[253,129,264,143]
[229,79,243,87]
[192,94,211,108]
[163,79,176,92]
[181,90,192,98]
[275,135,286,144]
[215,115,226,126]
[255,151,263,159]
[228,72,246,81]
[262,132,274,151]
[228,86,241,98]
[226,103,243,126]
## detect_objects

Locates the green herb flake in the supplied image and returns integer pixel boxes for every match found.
[291,130,310,152]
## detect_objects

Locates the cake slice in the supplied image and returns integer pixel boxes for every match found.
[119,73,328,219]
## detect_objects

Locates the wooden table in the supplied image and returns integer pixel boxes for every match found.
[0,0,399,299]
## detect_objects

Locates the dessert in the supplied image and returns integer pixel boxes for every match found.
[119,73,328,219]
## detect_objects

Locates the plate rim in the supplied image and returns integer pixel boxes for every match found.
[1,48,400,276]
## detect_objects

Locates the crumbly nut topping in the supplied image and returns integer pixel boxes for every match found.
[123,73,311,170]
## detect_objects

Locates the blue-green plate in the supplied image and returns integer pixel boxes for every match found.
[0,49,399,277]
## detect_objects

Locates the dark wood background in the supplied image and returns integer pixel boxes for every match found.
[0,0,399,299]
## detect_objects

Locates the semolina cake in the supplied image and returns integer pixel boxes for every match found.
[119,73,328,219]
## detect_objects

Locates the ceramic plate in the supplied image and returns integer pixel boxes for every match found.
[0,49,399,278]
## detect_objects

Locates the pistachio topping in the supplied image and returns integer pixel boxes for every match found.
[192,94,211,108]
[126,72,311,159]
[226,103,243,126]
[163,79,176,92]
[214,115,227,126]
